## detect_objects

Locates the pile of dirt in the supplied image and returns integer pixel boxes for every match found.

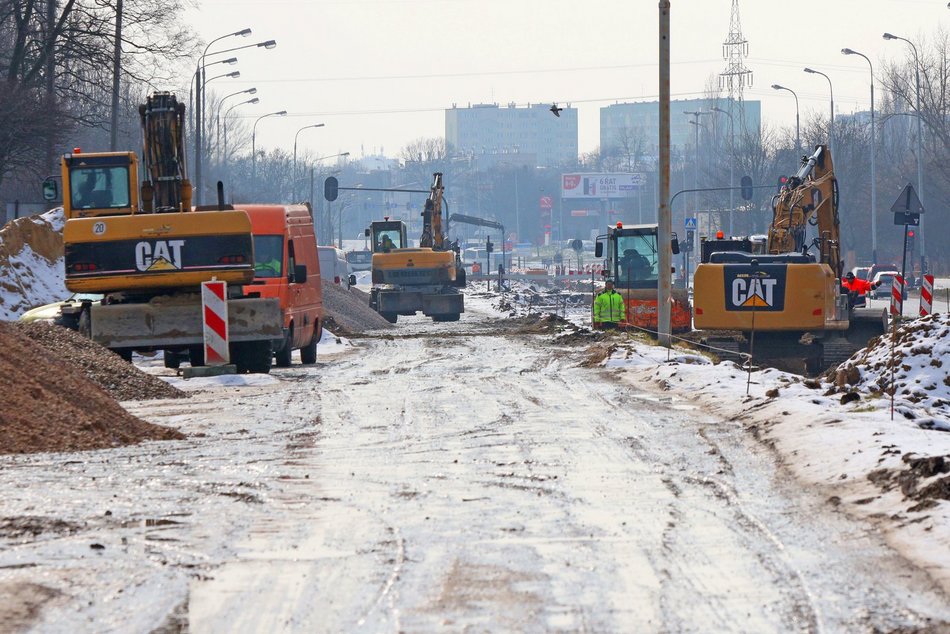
[0,322,184,455]
[0,208,67,320]
[15,321,185,401]
[825,313,950,419]
[321,282,393,333]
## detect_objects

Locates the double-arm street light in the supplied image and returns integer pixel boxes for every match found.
[196,31,277,203]
[804,67,835,153]
[195,28,251,204]
[842,47,878,263]
[771,84,801,153]
[711,106,735,234]
[292,123,326,201]
[884,32,926,261]
[252,111,288,181]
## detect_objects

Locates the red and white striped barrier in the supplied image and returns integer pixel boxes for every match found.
[201,280,230,365]
[890,274,904,317]
[920,274,935,316]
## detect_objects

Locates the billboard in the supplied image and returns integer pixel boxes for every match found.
[561,173,645,199]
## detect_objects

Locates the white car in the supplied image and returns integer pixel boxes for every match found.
[318,245,353,289]
[870,271,899,299]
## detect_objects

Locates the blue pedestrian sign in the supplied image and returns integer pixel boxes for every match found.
[684,217,698,230]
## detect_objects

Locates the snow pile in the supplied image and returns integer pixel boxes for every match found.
[832,313,950,426]
[0,208,67,320]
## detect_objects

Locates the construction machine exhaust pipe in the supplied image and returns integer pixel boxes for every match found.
[216,181,225,210]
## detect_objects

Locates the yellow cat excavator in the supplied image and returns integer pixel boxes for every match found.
[693,145,886,373]
[57,92,282,372]
[367,172,465,322]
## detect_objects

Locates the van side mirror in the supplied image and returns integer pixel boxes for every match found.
[348,274,357,286]
[594,241,603,258]
[42,178,58,202]
[671,232,680,255]
[293,264,308,284]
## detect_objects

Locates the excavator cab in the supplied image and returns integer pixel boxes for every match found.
[369,220,408,253]
[595,223,691,331]
[62,151,139,219]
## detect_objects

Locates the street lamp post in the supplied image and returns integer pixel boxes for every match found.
[684,110,713,220]
[804,67,834,153]
[292,123,326,202]
[189,56,237,178]
[197,37,277,204]
[219,88,257,160]
[711,106,735,234]
[222,96,259,188]
[252,110,287,182]
[196,28,251,205]
[884,32,926,263]
[842,48,878,263]
[771,84,801,153]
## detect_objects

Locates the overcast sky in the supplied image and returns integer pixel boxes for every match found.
[186,0,950,162]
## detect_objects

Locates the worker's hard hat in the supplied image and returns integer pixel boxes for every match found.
[846,272,855,279]
[716,231,724,239]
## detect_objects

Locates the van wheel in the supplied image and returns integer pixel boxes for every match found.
[188,345,205,367]
[275,331,293,368]
[234,341,272,374]
[300,331,318,364]
[163,350,182,369]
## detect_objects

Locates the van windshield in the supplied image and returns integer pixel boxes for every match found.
[254,235,284,278]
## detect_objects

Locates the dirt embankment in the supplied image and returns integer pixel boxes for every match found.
[0,322,185,455]
[321,281,393,333]
[0,209,67,320]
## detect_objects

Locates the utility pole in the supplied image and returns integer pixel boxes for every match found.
[109,0,123,151]
[658,0,672,347]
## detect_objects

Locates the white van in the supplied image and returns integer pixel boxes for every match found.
[318,245,352,289]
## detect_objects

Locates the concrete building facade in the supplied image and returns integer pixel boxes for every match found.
[445,103,578,168]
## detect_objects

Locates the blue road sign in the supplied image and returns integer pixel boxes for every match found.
[684,217,698,230]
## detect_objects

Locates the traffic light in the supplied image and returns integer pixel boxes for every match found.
[741,175,753,201]
[906,229,916,254]
[776,175,788,193]
[324,176,339,202]
[486,238,494,253]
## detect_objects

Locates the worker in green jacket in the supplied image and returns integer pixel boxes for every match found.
[593,280,626,329]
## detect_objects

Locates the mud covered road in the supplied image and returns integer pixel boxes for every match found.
[1,305,949,632]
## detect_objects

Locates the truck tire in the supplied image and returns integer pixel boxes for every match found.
[113,348,133,362]
[188,345,205,367]
[275,331,293,368]
[300,329,318,364]
[380,312,398,323]
[234,341,272,374]
[163,350,182,369]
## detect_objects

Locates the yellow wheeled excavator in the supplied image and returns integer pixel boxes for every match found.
[57,92,282,372]
[367,172,465,323]
[693,145,887,373]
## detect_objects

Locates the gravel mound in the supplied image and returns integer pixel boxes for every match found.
[0,322,184,455]
[322,282,393,333]
[16,322,186,401]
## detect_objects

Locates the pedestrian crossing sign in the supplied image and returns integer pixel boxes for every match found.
[684,217,698,230]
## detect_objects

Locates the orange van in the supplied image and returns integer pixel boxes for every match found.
[240,204,323,366]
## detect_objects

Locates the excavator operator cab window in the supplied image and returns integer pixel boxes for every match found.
[69,165,130,212]
[375,229,402,252]
[613,233,659,289]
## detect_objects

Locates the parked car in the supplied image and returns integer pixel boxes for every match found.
[871,270,899,299]
[346,249,372,272]
[18,293,104,328]
[318,245,353,289]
